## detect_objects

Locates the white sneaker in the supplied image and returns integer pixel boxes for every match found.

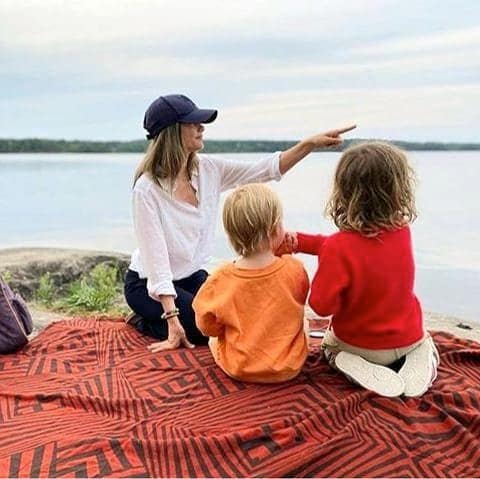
[398,337,439,397]
[335,351,405,397]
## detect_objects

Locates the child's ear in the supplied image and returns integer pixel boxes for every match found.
[276,221,285,238]
[270,222,285,251]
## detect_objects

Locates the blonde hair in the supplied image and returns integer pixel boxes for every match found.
[326,141,417,236]
[223,183,283,257]
[133,123,197,189]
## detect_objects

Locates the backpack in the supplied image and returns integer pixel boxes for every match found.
[0,276,33,354]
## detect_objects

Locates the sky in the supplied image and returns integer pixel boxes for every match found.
[1,0,479,142]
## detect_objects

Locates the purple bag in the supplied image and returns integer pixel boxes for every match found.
[0,276,33,354]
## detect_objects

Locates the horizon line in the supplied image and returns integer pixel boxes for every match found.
[1,137,480,145]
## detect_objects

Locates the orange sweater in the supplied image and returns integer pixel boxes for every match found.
[193,255,309,383]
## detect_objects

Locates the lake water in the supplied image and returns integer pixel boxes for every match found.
[1,152,479,322]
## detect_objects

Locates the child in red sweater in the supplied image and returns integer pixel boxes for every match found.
[279,141,439,397]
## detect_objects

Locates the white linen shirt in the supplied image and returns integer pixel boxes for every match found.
[129,152,282,299]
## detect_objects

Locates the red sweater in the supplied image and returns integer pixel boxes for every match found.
[297,227,423,349]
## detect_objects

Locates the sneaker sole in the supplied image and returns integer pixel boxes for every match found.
[335,351,405,397]
[398,338,437,397]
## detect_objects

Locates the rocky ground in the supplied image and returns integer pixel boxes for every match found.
[1,247,479,342]
[0,247,130,299]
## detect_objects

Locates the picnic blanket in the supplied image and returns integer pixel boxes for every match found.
[0,319,479,478]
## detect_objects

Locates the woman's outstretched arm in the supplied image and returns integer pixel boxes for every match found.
[279,125,356,175]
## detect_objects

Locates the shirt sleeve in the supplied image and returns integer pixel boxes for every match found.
[296,232,327,255]
[192,276,224,337]
[132,188,176,298]
[212,152,282,192]
[288,257,310,304]
[308,238,349,317]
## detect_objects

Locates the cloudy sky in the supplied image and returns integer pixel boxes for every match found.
[1,0,479,141]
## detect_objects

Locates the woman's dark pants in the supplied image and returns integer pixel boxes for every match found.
[124,269,209,345]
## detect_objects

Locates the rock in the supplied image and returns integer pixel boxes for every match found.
[456,322,473,330]
[0,247,130,300]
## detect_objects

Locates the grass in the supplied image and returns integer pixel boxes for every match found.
[36,272,55,305]
[1,270,12,282]
[34,264,129,316]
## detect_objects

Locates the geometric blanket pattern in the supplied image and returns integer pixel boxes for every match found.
[0,318,479,478]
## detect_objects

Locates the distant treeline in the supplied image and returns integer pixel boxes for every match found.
[1,138,479,153]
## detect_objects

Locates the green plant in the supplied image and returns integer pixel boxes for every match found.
[65,264,120,312]
[1,270,12,282]
[36,272,56,305]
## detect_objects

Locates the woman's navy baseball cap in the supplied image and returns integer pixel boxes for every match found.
[143,94,218,139]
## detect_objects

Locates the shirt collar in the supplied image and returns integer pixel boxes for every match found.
[157,167,199,194]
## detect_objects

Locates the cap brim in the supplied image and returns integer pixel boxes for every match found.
[180,109,217,124]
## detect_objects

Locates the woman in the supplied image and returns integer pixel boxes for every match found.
[124,93,355,352]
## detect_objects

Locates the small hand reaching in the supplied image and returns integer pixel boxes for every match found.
[147,316,195,353]
[275,231,298,256]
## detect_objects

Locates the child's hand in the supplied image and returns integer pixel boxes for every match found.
[307,125,357,149]
[275,232,298,256]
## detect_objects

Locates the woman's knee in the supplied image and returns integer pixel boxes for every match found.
[124,271,208,345]
[124,276,164,323]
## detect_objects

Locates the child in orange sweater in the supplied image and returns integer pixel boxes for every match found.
[192,183,309,383]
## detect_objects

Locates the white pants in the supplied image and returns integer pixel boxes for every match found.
[322,329,431,366]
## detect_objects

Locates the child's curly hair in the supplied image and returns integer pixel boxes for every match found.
[326,141,417,236]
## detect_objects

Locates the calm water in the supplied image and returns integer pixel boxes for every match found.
[1,152,479,321]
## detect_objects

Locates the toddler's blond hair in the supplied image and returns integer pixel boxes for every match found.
[223,183,282,257]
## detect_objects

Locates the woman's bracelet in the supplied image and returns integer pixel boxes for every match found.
[161,308,180,321]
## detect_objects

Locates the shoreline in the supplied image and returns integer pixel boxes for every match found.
[2,139,480,154]
[1,247,479,342]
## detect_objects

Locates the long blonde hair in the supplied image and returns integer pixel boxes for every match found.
[326,141,417,236]
[223,183,283,256]
[133,123,197,190]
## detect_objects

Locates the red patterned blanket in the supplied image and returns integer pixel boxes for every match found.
[0,319,479,478]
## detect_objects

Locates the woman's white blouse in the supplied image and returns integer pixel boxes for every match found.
[129,153,282,299]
